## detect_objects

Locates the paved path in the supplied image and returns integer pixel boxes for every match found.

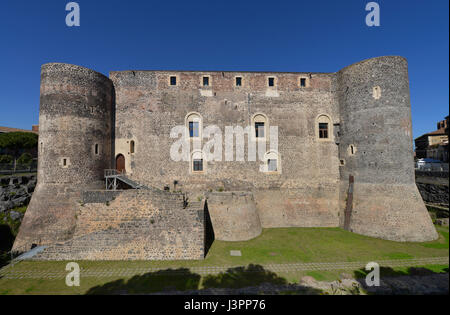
[0,257,448,280]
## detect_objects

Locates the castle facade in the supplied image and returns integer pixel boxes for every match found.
[12,56,438,260]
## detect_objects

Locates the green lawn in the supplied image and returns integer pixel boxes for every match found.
[0,226,448,295]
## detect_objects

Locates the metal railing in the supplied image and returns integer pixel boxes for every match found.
[0,163,37,175]
[415,162,449,172]
[104,169,126,177]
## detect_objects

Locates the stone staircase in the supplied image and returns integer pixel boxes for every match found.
[115,174,149,189]
[104,170,149,190]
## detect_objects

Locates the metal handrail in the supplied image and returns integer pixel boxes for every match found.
[104,169,126,177]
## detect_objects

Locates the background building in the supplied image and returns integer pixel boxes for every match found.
[415,117,449,162]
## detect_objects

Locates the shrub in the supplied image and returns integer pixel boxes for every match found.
[0,155,13,164]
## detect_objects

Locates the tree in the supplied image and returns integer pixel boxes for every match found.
[0,132,38,171]
[17,153,33,166]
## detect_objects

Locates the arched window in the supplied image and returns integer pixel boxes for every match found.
[191,150,205,173]
[316,114,332,141]
[251,113,268,141]
[264,151,281,174]
[185,112,202,139]
[130,141,135,154]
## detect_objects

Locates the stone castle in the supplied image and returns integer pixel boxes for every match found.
[13,56,438,260]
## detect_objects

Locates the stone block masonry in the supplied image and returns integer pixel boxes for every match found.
[34,189,205,261]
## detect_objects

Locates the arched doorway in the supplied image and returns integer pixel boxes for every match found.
[116,154,125,174]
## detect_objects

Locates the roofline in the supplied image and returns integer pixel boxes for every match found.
[414,131,448,140]
[109,69,334,75]
[108,56,408,76]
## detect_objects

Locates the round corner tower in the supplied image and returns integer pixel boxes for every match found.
[337,56,438,242]
[13,63,114,252]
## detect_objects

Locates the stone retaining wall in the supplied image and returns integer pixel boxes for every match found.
[33,189,206,261]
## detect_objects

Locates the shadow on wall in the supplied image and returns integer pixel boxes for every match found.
[354,267,449,295]
[204,200,215,258]
[85,264,322,295]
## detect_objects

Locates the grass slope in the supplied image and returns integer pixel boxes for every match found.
[0,226,448,295]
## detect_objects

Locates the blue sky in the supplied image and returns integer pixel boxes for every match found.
[0,0,448,140]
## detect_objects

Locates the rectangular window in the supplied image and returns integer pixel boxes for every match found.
[193,159,203,172]
[203,76,209,87]
[189,121,200,138]
[319,123,329,139]
[268,77,275,87]
[63,159,67,166]
[170,76,177,86]
[300,78,306,87]
[95,144,99,155]
[268,159,277,172]
[236,77,242,87]
[255,122,265,138]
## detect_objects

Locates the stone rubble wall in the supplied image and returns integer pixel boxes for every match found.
[0,175,36,215]
[415,171,449,205]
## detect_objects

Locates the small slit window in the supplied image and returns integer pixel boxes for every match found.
[268,77,275,87]
[236,77,242,87]
[300,78,307,87]
[63,159,67,166]
[203,76,210,87]
[170,76,177,86]
[130,141,135,154]
[95,144,99,155]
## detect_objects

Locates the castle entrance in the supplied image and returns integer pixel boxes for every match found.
[116,154,125,174]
